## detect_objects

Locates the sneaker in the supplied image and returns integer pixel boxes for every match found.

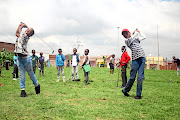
[21,90,27,97]
[122,90,130,97]
[63,79,66,82]
[35,84,40,94]
[13,78,17,80]
[56,79,60,82]
[133,96,142,99]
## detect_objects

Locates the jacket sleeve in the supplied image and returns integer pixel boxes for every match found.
[62,55,65,61]
[56,55,58,67]
[125,52,131,64]
[77,54,80,63]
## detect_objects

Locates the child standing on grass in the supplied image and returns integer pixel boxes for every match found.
[82,49,91,85]
[31,49,38,74]
[15,22,40,97]
[39,52,45,76]
[121,29,146,99]
[71,48,80,81]
[109,54,115,75]
[120,46,130,88]
[56,48,66,82]
[12,50,18,80]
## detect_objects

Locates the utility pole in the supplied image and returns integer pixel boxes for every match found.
[117,27,120,60]
[117,27,120,87]
[157,25,160,70]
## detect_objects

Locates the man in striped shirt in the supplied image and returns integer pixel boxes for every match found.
[121,29,146,99]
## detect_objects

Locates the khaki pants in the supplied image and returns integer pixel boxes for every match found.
[57,66,65,80]
[72,66,79,80]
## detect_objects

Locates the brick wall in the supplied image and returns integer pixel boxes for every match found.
[0,42,15,52]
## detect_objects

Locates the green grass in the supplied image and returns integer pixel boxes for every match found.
[0,67,180,120]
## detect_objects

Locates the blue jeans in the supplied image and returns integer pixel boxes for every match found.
[123,57,145,96]
[18,56,38,89]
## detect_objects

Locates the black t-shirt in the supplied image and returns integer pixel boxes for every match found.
[174,58,180,66]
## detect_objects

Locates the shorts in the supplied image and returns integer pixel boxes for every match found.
[109,63,114,69]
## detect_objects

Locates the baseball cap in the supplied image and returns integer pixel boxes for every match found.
[122,29,130,33]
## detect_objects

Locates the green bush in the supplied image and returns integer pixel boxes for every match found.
[0,51,14,67]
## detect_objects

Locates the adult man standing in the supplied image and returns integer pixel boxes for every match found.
[120,46,130,88]
[172,56,180,76]
[15,22,40,97]
[121,29,146,99]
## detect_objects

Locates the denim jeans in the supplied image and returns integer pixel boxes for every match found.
[123,57,145,96]
[18,56,38,89]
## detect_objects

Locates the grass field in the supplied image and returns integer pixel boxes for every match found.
[0,67,180,120]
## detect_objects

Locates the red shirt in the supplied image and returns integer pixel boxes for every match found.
[120,51,131,66]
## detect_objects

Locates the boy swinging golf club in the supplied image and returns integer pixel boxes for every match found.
[15,22,40,97]
[121,29,146,99]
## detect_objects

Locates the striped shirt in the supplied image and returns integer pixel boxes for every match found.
[125,32,146,60]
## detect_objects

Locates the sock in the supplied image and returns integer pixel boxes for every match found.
[21,88,25,90]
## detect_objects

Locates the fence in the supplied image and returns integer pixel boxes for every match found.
[145,59,177,70]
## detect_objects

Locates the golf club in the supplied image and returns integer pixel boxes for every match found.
[35,34,54,54]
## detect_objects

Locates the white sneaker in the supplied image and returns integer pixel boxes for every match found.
[56,79,60,82]
[63,79,66,82]
[13,78,17,80]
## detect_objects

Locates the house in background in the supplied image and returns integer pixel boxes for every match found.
[96,55,112,68]
[0,42,15,52]
[145,56,165,69]
[49,54,69,67]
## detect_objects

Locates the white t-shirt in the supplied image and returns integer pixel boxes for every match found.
[72,55,78,66]
[83,55,89,65]
[16,28,29,55]
[110,57,115,63]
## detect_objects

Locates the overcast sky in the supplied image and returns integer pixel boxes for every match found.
[0,0,180,60]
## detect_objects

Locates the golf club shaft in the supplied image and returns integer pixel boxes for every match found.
[35,34,54,53]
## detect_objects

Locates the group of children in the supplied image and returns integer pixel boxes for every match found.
[55,48,91,85]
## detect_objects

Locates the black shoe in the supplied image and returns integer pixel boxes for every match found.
[35,84,40,94]
[122,90,130,97]
[21,90,27,97]
[133,96,142,99]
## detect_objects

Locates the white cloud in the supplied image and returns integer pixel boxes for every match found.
[0,0,180,60]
